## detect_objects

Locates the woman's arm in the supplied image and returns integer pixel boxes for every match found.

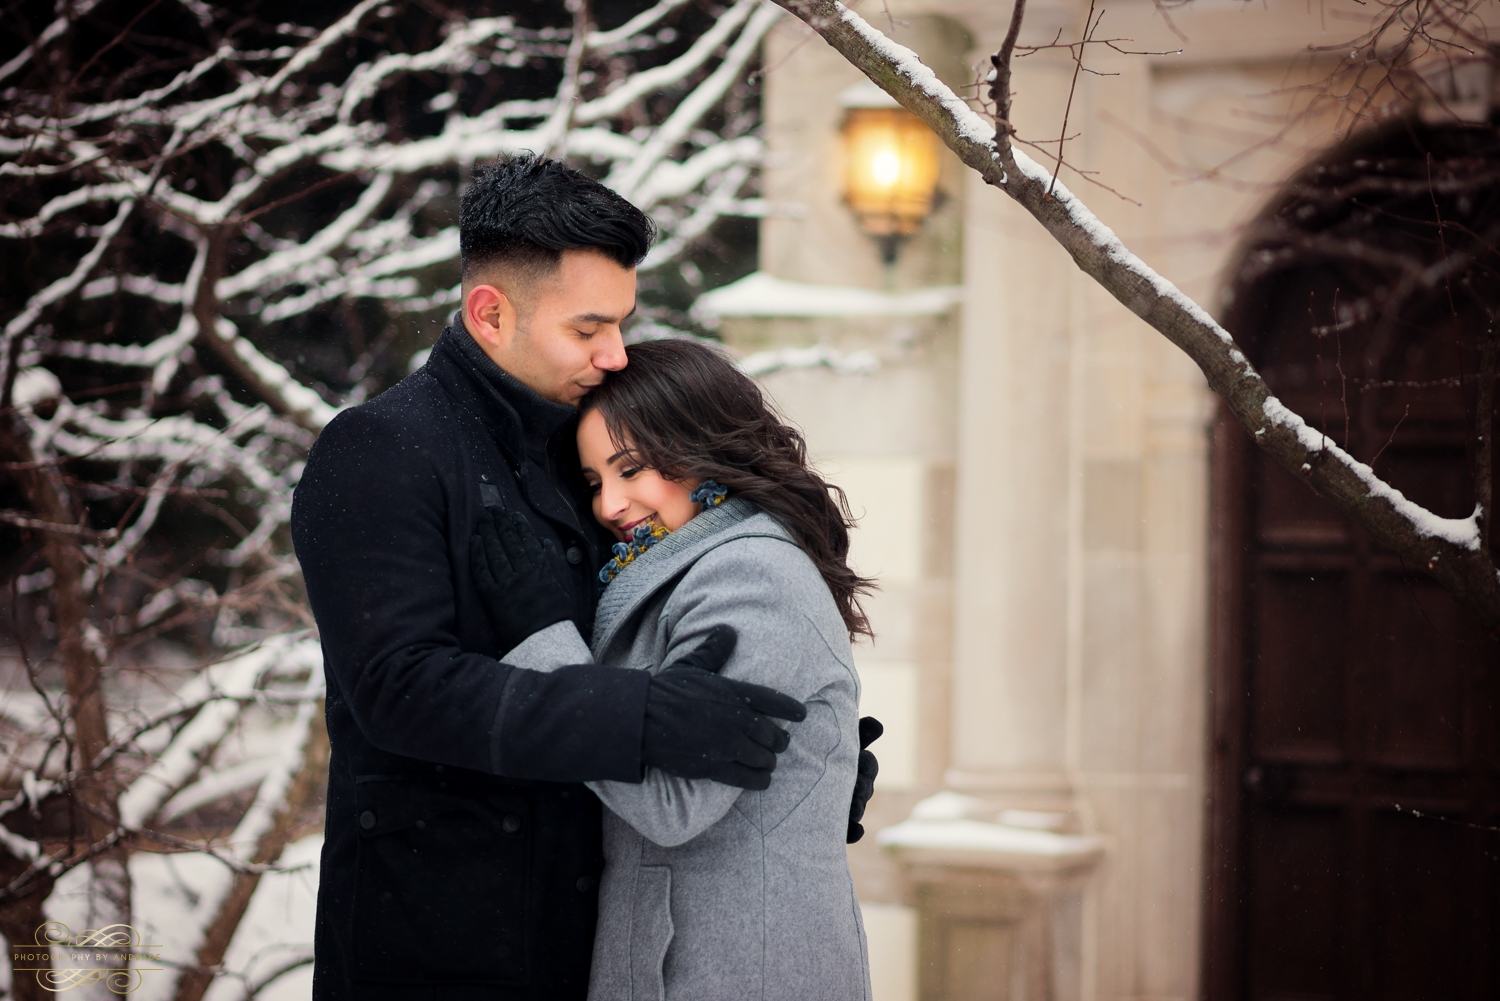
[591,536,846,847]
[500,620,593,672]
[497,619,744,847]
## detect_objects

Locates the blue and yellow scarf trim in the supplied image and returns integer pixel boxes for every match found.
[598,480,728,584]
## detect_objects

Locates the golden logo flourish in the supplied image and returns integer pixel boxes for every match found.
[14,923,162,994]
[33,968,143,994]
[34,922,144,949]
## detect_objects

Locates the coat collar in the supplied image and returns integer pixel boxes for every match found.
[424,319,577,465]
[590,497,794,655]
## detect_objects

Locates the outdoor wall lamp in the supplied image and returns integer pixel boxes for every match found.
[840,82,941,265]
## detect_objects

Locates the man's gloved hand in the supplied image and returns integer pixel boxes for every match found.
[643,625,808,791]
[846,716,883,843]
[470,508,573,650]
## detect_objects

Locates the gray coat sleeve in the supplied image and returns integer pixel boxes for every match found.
[501,620,593,672]
[590,536,842,848]
[489,607,739,844]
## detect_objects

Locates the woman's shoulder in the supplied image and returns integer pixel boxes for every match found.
[691,515,815,585]
[675,519,849,643]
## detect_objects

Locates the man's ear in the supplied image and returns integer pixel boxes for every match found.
[463,283,519,351]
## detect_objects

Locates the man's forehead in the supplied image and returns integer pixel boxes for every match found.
[540,252,637,321]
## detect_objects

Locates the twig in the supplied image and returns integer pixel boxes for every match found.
[0,511,117,540]
[1477,324,1496,553]
[1334,288,1349,450]
[1370,403,1409,469]
[988,0,1027,145]
[240,953,316,1000]
[539,0,592,154]
[1392,801,1500,833]
[1313,291,1329,460]
[1050,0,1102,199]
[1012,136,1142,205]
[0,827,128,904]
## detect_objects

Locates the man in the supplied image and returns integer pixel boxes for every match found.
[292,156,876,1001]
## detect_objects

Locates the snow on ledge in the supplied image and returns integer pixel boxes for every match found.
[877,792,1104,861]
[878,817,1104,860]
[738,344,879,378]
[695,272,961,319]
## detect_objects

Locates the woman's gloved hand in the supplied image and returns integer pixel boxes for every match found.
[846,716,883,843]
[470,508,574,650]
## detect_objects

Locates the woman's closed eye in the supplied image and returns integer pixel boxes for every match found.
[619,466,643,480]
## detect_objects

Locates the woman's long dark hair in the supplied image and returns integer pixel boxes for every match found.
[582,338,875,640]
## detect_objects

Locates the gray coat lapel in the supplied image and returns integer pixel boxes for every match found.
[591,497,791,655]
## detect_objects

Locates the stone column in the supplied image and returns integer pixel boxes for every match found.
[947,4,1082,810]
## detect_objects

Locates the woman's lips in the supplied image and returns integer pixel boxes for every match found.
[616,514,655,540]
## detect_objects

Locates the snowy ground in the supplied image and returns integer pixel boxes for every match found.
[2,834,321,1000]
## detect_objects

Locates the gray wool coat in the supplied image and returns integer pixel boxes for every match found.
[505,497,872,1001]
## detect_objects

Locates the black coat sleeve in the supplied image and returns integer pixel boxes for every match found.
[291,405,646,781]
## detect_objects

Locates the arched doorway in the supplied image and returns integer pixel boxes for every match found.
[1205,119,1500,1000]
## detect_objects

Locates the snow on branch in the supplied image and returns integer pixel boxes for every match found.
[578,0,759,123]
[0,0,105,86]
[117,635,321,830]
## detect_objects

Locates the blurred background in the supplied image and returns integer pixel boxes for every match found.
[2,0,1498,999]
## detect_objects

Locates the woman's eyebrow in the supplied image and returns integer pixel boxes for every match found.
[607,449,632,465]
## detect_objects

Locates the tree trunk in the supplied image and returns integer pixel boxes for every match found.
[0,844,56,1001]
[0,414,129,998]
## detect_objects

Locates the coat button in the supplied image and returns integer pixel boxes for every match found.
[576,876,593,893]
[565,546,583,564]
[359,810,376,830]
[502,814,522,834]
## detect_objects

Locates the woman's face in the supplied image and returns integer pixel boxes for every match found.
[577,409,700,542]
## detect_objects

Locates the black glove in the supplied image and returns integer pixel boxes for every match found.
[846,716,883,843]
[642,625,808,791]
[470,508,573,650]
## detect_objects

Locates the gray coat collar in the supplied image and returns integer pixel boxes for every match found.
[592,497,792,653]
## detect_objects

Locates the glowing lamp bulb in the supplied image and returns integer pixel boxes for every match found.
[840,104,941,249]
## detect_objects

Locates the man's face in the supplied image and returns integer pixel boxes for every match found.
[462,248,635,405]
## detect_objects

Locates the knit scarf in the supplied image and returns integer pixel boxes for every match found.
[597,480,728,585]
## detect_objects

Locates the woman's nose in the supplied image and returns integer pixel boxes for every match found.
[598,479,628,520]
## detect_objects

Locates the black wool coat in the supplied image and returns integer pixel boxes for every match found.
[291,323,650,1001]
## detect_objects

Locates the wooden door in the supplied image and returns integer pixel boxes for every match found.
[1205,120,1500,1001]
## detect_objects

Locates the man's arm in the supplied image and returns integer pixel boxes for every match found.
[292,406,648,781]
[498,620,742,848]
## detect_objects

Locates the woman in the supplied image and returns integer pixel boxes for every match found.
[485,337,875,1001]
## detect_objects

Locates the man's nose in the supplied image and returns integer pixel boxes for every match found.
[593,327,627,372]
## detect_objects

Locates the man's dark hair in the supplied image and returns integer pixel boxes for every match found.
[459,155,655,286]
